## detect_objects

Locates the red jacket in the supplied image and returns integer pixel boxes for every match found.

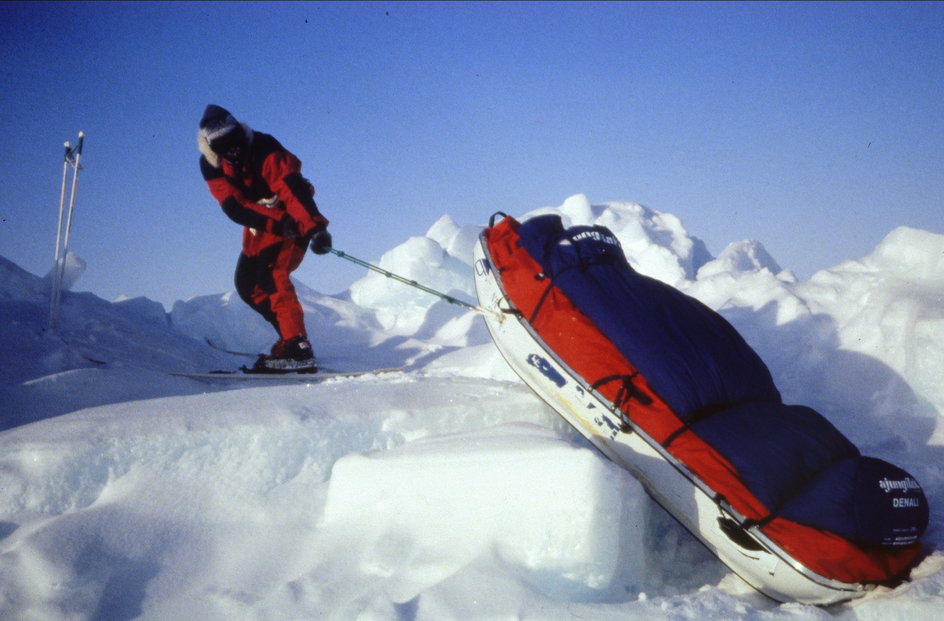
[199,128,328,256]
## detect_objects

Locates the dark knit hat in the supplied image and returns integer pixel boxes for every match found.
[199,105,239,145]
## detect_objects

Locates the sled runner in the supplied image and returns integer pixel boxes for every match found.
[472,213,928,605]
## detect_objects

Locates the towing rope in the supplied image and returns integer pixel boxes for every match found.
[327,247,490,315]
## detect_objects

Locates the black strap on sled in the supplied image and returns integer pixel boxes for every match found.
[527,274,555,324]
[591,373,652,432]
[738,513,777,531]
[737,449,860,537]
[714,493,777,532]
[716,514,769,552]
[661,401,745,449]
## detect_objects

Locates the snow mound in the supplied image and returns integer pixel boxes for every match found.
[1,255,49,301]
[349,215,482,335]
[44,251,86,291]
[800,226,944,430]
[696,239,782,279]
[322,424,647,603]
[522,194,714,285]
[860,226,944,278]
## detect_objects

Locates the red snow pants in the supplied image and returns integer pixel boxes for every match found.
[235,236,309,341]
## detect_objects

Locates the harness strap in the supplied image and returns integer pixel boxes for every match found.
[591,373,652,431]
[661,402,742,449]
[527,275,554,324]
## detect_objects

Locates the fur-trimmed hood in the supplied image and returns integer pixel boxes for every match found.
[196,121,254,169]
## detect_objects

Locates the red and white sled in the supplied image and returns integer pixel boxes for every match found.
[472,214,924,604]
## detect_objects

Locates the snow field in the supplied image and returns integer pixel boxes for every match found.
[0,195,942,619]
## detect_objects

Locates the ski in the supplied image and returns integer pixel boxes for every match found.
[204,337,257,358]
[170,367,403,383]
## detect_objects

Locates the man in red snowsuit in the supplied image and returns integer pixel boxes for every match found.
[197,105,331,373]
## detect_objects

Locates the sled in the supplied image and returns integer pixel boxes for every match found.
[472,213,926,605]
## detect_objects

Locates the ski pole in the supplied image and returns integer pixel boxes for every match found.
[327,247,490,315]
[50,140,73,322]
[49,131,85,332]
[60,131,84,267]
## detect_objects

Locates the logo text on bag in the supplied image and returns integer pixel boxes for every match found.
[878,477,921,494]
[571,230,620,247]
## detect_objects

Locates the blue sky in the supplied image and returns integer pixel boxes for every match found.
[1,1,942,307]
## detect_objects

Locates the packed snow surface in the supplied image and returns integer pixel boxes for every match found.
[1,195,942,620]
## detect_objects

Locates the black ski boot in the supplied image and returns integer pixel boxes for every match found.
[244,336,318,374]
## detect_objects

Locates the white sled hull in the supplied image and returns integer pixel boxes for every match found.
[472,238,870,605]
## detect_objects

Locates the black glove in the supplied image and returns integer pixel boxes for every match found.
[279,216,301,238]
[310,230,332,255]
